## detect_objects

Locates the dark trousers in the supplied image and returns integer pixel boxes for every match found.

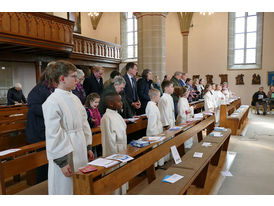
[256,101,267,113]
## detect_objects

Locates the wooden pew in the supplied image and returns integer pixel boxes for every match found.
[220,99,249,135]
[0,141,47,195]
[72,115,215,195]
[190,100,204,113]
[137,128,231,195]
[0,105,28,151]
[0,116,148,195]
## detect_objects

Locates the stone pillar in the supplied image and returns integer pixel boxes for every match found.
[182,32,189,73]
[134,12,168,81]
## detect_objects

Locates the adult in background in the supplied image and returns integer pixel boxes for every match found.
[252,86,268,115]
[180,73,188,87]
[26,61,57,183]
[137,69,153,114]
[7,83,27,105]
[83,66,104,96]
[170,71,182,117]
[163,74,171,82]
[123,62,141,115]
[72,69,86,104]
[267,85,274,111]
[195,78,205,99]
[98,76,133,118]
[103,70,121,88]
[152,75,163,96]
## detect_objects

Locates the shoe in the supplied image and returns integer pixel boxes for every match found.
[263,112,266,115]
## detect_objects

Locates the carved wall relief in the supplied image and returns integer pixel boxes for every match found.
[252,73,261,85]
[236,74,244,85]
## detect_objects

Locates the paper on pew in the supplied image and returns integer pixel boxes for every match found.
[0,148,21,156]
[142,136,166,142]
[164,174,184,184]
[193,152,203,158]
[126,117,139,122]
[169,126,183,131]
[88,158,119,168]
[202,142,212,147]
[210,131,223,137]
[194,113,204,120]
[106,154,134,163]
[221,171,233,177]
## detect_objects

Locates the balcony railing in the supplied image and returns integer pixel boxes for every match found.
[72,34,121,61]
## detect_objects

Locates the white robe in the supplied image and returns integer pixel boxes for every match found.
[158,93,175,127]
[176,97,194,148]
[145,101,163,136]
[42,88,92,195]
[214,90,225,123]
[176,97,194,125]
[100,108,128,195]
[204,91,215,113]
[145,101,165,166]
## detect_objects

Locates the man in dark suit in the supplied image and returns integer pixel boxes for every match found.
[83,66,104,96]
[123,62,141,115]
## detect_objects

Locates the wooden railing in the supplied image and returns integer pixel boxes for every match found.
[0,12,74,52]
[72,34,121,61]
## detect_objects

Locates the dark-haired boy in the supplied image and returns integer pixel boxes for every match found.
[100,93,128,194]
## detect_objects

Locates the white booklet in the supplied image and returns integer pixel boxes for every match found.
[88,158,119,168]
[202,142,212,147]
[193,152,203,158]
[106,154,134,163]
[170,145,182,164]
[164,174,184,184]
[142,136,166,142]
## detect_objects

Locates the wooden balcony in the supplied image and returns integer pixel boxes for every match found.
[0,12,74,54]
[71,34,121,64]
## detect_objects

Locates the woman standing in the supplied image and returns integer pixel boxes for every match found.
[137,69,153,115]
[72,69,86,104]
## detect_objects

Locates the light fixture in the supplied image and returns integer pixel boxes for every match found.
[199,12,214,16]
[88,12,99,17]
[1,66,5,70]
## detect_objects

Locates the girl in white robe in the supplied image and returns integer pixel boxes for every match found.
[146,89,164,166]
[204,84,215,113]
[42,61,93,195]
[175,86,194,148]
[100,93,128,195]
[214,84,226,123]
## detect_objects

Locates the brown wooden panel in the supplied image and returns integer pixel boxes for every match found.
[2,150,48,178]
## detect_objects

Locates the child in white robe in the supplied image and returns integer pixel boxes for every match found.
[158,80,175,129]
[42,60,94,195]
[158,80,175,163]
[175,86,194,148]
[145,88,164,166]
[100,92,128,195]
[214,84,226,123]
[204,84,215,113]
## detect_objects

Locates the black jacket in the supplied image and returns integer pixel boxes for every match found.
[123,74,139,114]
[98,83,133,118]
[83,72,104,96]
[252,91,267,106]
[137,78,152,114]
[26,82,54,143]
[7,87,27,105]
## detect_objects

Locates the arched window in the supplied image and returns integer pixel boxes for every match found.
[121,12,138,61]
[228,12,263,70]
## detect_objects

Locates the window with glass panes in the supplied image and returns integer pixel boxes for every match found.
[228,12,263,70]
[126,12,138,59]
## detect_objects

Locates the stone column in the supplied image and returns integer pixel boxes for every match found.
[134,12,168,81]
[182,32,189,73]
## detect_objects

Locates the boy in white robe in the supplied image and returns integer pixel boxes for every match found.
[42,60,94,195]
[158,80,175,163]
[175,86,194,148]
[158,81,175,129]
[145,88,164,166]
[100,92,128,195]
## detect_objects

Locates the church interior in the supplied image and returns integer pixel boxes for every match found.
[0,1,274,201]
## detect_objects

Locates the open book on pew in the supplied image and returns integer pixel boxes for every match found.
[88,158,120,168]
